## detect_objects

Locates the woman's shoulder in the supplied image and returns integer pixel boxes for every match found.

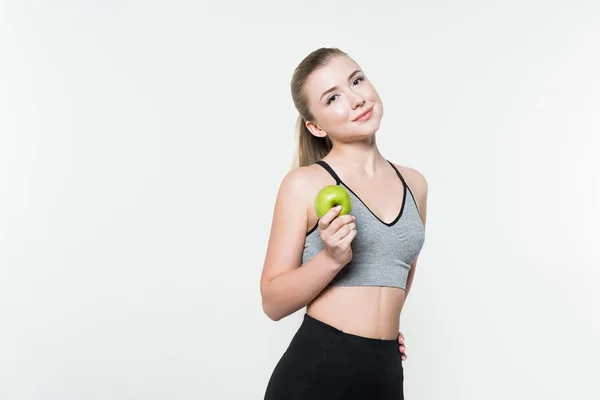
[391,162,428,197]
[277,163,335,199]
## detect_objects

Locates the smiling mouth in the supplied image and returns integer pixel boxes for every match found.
[352,107,373,122]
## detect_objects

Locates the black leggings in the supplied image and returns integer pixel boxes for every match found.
[264,313,404,399]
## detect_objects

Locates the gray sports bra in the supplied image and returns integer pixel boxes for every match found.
[302,160,426,290]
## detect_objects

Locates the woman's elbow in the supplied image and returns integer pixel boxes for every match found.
[262,299,283,321]
[260,282,281,321]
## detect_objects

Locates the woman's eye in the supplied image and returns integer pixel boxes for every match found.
[326,76,364,105]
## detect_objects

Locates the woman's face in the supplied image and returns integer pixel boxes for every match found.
[304,55,383,142]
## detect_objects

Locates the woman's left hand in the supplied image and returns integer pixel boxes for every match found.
[398,332,407,360]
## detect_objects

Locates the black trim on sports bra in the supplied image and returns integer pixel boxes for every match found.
[315,159,408,227]
[389,162,424,220]
[315,160,341,184]
[388,161,407,185]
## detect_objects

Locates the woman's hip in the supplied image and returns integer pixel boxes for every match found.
[264,313,404,399]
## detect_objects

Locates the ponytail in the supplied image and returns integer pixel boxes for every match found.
[293,115,332,169]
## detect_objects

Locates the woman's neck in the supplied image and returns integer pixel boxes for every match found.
[326,137,388,178]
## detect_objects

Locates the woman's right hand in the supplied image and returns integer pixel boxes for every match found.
[317,205,357,269]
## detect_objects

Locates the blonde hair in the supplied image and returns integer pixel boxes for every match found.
[290,47,348,168]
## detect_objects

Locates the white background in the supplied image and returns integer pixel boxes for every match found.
[1,1,599,399]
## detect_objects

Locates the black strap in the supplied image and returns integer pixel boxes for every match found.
[387,160,407,185]
[318,159,406,187]
[316,160,341,184]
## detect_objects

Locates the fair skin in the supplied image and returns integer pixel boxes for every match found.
[260,55,428,361]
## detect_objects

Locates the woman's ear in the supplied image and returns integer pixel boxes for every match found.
[305,120,327,138]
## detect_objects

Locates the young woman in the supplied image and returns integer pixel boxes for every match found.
[260,47,428,399]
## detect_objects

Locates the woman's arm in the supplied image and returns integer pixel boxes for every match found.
[398,167,428,359]
[401,167,428,300]
[259,168,344,321]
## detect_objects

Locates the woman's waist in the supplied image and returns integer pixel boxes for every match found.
[306,285,405,340]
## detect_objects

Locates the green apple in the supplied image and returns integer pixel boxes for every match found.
[314,185,352,218]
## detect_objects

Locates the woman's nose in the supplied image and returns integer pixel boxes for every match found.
[349,90,366,108]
